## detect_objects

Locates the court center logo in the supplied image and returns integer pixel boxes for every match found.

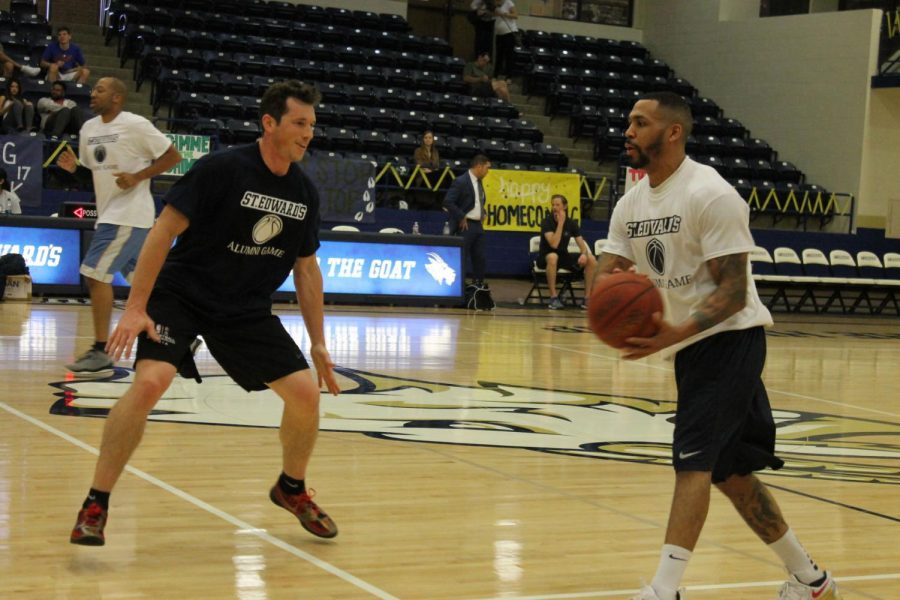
[48,367,900,485]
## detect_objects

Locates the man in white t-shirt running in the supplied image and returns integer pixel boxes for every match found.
[598,92,841,600]
[57,77,181,376]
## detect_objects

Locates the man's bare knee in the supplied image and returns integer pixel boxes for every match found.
[715,473,755,498]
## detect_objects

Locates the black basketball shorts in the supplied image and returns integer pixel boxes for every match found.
[536,251,582,272]
[135,290,310,392]
[672,326,784,483]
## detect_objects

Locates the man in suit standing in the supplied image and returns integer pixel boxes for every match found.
[443,154,490,286]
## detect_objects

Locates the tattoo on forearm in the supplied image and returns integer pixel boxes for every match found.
[690,253,747,332]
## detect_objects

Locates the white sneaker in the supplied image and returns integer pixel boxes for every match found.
[777,571,841,599]
[631,584,683,600]
[20,65,41,77]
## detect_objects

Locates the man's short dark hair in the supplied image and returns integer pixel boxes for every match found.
[52,81,66,92]
[471,154,490,167]
[259,80,321,124]
[639,91,693,139]
[476,52,490,60]
[57,26,71,35]
[551,194,568,207]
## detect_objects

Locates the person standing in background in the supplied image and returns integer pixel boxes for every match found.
[469,0,495,57]
[443,154,491,287]
[57,77,181,376]
[493,0,519,80]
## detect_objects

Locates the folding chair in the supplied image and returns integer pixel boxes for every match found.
[524,236,577,306]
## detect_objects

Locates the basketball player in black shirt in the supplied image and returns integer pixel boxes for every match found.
[70,81,341,546]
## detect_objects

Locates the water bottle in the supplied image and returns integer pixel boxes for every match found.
[442,221,450,235]
[411,221,420,235]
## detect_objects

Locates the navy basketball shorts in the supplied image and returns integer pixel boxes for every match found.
[135,290,310,392]
[672,326,784,483]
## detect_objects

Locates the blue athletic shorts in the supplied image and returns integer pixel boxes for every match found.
[80,223,150,283]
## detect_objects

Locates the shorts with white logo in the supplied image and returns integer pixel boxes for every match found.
[80,224,150,283]
[672,326,784,483]
[135,290,309,392]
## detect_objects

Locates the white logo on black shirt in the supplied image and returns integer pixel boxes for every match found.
[240,191,307,220]
[252,214,283,244]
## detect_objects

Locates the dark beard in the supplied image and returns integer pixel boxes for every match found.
[627,133,664,168]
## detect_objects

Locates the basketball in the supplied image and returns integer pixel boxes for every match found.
[587,272,663,348]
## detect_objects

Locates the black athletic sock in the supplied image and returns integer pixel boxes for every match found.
[83,488,110,510]
[278,472,306,496]
[92,341,106,353]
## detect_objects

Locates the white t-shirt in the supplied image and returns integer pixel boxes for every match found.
[0,189,22,214]
[605,157,773,358]
[464,170,483,221]
[78,111,173,228]
[494,0,518,34]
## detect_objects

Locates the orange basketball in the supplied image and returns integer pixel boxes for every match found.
[587,272,663,348]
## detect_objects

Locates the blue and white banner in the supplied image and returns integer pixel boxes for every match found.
[278,239,463,298]
[0,225,81,284]
[0,135,43,207]
[299,155,376,223]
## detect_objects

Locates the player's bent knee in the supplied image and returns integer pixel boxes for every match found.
[270,370,321,409]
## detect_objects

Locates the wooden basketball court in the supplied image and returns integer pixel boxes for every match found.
[1,299,898,599]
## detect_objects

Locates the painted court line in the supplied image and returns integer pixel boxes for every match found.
[471,572,900,600]
[0,401,399,600]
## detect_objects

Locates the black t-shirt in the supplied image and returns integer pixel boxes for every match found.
[156,144,321,320]
[539,212,582,256]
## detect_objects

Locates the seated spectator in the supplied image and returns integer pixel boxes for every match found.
[0,79,35,133]
[0,167,23,214]
[413,130,440,173]
[463,52,510,102]
[0,42,41,79]
[40,26,90,84]
[538,194,597,309]
[37,81,84,138]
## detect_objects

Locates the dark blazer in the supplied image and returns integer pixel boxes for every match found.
[443,170,479,234]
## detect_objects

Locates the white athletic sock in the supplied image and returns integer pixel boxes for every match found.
[768,528,823,585]
[650,544,692,600]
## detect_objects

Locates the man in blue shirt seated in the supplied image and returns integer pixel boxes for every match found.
[40,26,90,85]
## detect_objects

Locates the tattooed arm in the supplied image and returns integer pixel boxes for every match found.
[689,252,748,333]
[591,251,635,288]
[622,252,748,359]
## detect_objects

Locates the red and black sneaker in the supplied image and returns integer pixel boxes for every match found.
[70,502,107,546]
[269,485,338,538]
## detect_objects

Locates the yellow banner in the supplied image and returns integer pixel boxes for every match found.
[482,170,581,232]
